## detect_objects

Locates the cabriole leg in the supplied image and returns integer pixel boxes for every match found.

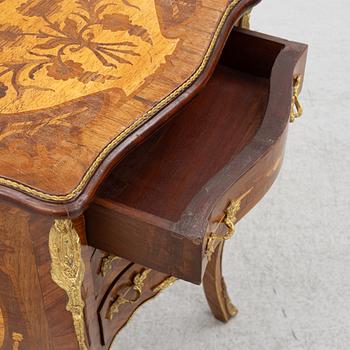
[203,242,237,322]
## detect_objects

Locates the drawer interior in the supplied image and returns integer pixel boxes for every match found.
[86,28,307,283]
[95,29,283,222]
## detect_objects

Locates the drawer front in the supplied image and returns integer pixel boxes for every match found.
[204,128,288,261]
[98,264,173,347]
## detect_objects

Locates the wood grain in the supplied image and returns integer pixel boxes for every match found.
[203,242,238,322]
[98,264,169,348]
[97,65,268,222]
[0,1,177,114]
[0,26,308,350]
[0,0,260,215]
[0,200,178,349]
[86,29,308,284]
[0,203,51,349]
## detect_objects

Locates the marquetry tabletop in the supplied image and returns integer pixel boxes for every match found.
[0,0,255,210]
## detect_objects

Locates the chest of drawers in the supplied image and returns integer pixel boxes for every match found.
[0,1,307,349]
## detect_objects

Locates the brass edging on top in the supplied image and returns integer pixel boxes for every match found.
[0,0,241,203]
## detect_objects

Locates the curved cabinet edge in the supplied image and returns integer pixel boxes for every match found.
[177,30,308,249]
[0,1,260,217]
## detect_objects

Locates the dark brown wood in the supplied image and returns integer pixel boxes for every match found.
[86,201,203,283]
[90,250,131,301]
[0,202,80,349]
[98,265,169,348]
[96,65,268,222]
[81,246,172,349]
[0,201,175,349]
[203,242,237,322]
[85,29,308,284]
[0,7,308,348]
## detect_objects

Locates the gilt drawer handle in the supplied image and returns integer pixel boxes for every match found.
[206,189,252,260]
[206,201,240,260]
[100,254,120,277]
[290,75,303,123]
[106,268,151,320]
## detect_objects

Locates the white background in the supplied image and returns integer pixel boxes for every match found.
[112,0,350,349]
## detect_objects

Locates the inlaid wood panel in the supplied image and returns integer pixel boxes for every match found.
[0,1,177,114]
[0,0,259,213]
[0,203,51,349]
[0,23,308,350]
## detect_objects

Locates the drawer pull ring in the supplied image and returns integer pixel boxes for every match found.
[206,200,241,260]
[206,189,252,260]
[290,75,303,123]
[100,254,120,276]
[106,268,151,320]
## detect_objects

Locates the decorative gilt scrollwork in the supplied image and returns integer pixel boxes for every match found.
[0,306,25,350]
[290,75,303,123]
[206,189,252,260]
[106,268,152,321]
[152,276,177,293]
[206,201,241,260]
[49,219,87,350]
[100,254,120,277]
[11,333,23,350]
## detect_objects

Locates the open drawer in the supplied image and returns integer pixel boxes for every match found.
[85,28,307,284]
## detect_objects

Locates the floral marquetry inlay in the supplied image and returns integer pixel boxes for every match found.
[0,0,178,114]
[0,0,244,203]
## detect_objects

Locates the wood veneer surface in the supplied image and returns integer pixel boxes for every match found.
[86,30,307,283]
[98,66,269,221]
[0,0,260,212]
